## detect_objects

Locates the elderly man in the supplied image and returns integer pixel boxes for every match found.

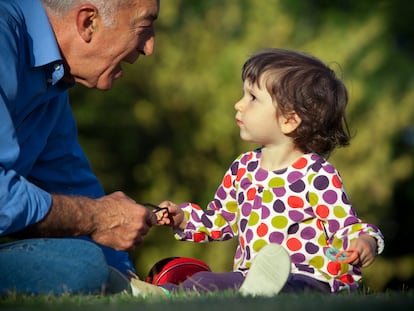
[0,0,162,295]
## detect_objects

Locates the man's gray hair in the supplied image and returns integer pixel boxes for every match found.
[40,0,136,27]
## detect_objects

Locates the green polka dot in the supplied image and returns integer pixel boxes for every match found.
[252,239,267,252]
[268,177,285,188]
[214,215,226,227]
[349,224,363,233]
[271,215,288,229]
[308,192,319,206]
[248,212,260,226]
[331,238,343,249]
[226,201,238,213]
[262,189,274,203]
[309,255,325,269]
[318,234,328,246]
[333,205,347,218]
[231,223,239,234]
[308,173,316,184]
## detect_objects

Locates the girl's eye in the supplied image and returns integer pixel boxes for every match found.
[250,94,257,101]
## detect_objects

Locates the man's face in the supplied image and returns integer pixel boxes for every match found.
[69,0,160,90]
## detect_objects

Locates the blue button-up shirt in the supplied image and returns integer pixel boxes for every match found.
[0,0,133,273]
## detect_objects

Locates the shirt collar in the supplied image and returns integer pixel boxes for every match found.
[20,0,62,68]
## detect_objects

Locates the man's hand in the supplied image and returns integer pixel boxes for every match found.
[91,192,157,251]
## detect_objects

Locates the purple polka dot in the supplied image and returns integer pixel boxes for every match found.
[288,223,299,234]
[301,227,316,240]
[253,196,262,209]
[241,202,252,217]
[230,161,239,175]
[255,169,268,181]
[287,171,303,183]
[323,190,338,204]
[342,192,350,204]
[191,210,201,222]
[344,216,358,226]
[240,154,249,165]
[328,219,340,232]
[323,163,335,174]
[291,253,306,263]
[201,215,213,228]
[238,192,245,205]
[269,232,284,244]
[247,161,258,172]
[221,210,236,222]
[288,210,304,222]
[246,246,251,260]
[261,206,271,219]
[305,242,319,254]
[240,219,248,232]
[273,187,286,197]
[246,229,254,243]
[289,180,305,193]
[314,175,329,190]
[240,178,251,190]
[273,200,286,213]
[216,186,227,200]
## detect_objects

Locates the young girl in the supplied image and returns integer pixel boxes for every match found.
[155,48,384,296]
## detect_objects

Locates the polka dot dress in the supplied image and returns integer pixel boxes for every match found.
[176,149,384,292]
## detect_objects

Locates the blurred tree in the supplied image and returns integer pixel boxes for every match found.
[70,0,414,291]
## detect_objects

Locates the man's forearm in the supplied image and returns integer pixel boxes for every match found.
[14,194,96,238]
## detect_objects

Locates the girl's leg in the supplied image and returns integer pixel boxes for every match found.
[162,271,245,294]
[281,273,331,293]
[0,238,109,295]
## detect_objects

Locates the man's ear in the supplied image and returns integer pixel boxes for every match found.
[280,111,302,134]
[76,5,98,43]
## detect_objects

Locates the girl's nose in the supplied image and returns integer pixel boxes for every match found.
[234,99,244,111]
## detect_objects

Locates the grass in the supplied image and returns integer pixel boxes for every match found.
[1,290,413,311]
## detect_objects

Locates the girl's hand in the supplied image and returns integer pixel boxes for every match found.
[157,201,186,230]
[348,234,378,268]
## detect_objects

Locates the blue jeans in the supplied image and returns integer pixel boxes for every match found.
[0,238,109,295]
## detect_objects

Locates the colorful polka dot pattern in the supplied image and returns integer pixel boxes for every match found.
[177,150,384,292]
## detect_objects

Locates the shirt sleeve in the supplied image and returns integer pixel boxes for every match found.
[309,163,385,254]
[0,16,53,236]
[175,157,242,242]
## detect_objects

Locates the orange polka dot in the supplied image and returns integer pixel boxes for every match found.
[316,219,323,230]
[288,196,304,208]
[247,188,257,200]
[223,173,232,188]
[191,203,202,210]
[316,204,330,218]
[292,157,308,169]
[327,261,341,275]
[332,174,342,188]
[286,237,302,251]
[236,168,246,182]
[211,230,221,239]
[257,223,268,237]
[194,232,206,242]
[240,236,245,249]
[339,274,354,284]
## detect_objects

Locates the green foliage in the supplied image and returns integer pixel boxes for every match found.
[70,0,414,291]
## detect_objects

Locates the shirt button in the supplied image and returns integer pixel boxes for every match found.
[54,64,61,71]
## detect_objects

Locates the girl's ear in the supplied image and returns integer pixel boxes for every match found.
[280,111,302,134]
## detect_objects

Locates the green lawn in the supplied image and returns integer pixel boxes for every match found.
[1,290,413,311]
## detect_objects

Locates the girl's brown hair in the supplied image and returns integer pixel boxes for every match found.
[242,48,351,157]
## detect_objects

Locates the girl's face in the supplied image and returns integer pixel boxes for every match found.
[234,79,284,146]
